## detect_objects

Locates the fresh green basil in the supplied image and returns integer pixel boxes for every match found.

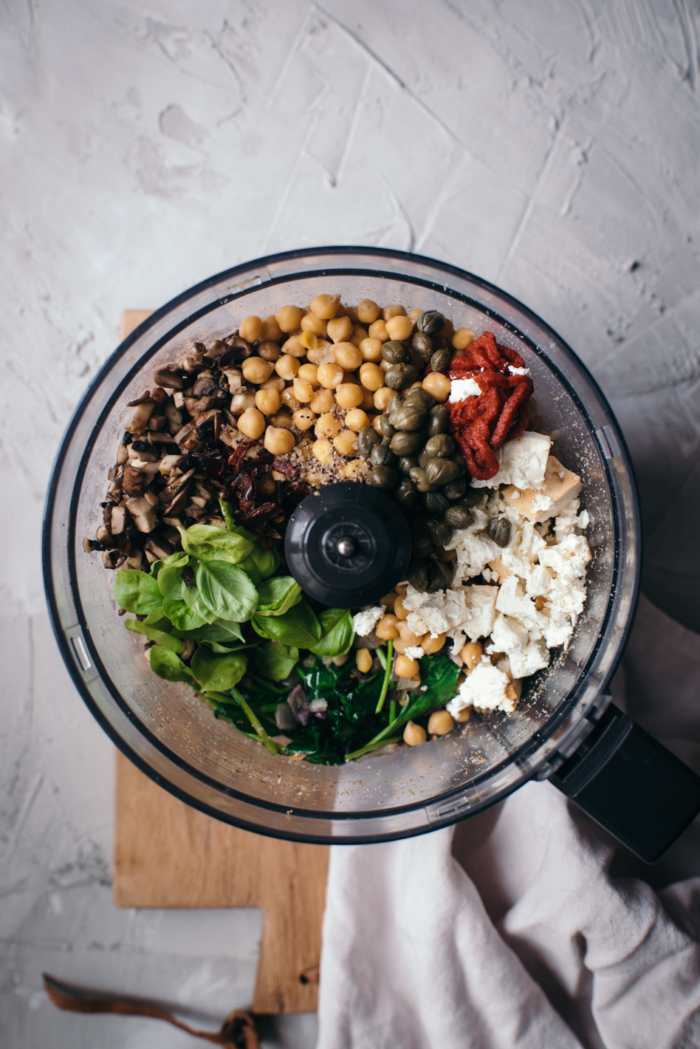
[254,641,300,681]
[149,646,196,684]
[143,607,168,628]
[256,576,302,617]
[191,646,247,692]
[240,544,279,583]
[182,582,215,623]
[124,618,185,653]
[195,560,259,623]
[252,599,322,648]
[162,597,207,631]
[163,551,189,567]
[179,524,254,565]
[172,619,244,643]
[114,569,162,614]
[309,608,354,658]
[157,564,186,601]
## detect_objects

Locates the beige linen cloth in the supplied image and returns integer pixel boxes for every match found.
[317,595,700,1048]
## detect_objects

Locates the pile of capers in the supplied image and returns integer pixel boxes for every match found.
[356,310,484,592]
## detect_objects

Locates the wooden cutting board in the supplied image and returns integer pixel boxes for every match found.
[113,311,330,1015]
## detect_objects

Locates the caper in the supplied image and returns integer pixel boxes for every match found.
[406,559,429,592]
[451,452,468,476]
[418,448,433,468]
[394,478,417,508]
[379,415,395,439]
[427,557,454,592]
[385,363,417,390]
[409,514,431,546]
[358,426,381,458]
[424,433,455,458]
[387,393,404,414]
[443,477,467,501]
[405,387,435,410]
[486,516,512,548]
[430,348,452,374]
[381,339,407,364]
[398,456,419,476]
[390,430,424,456]
[423,491,450,516]
[425,457,460,487]
[445,504,473,528]
[426,405,449,436]
[411,333,433,363]
[389,404,426,432]
[425,518,453,547]
[409,466,437,493]
[416,310,445,336]
[371,443,396,467]
[460,487,484,507]
[367,465,398,491]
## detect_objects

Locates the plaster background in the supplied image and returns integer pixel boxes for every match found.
[1,1,699,1046]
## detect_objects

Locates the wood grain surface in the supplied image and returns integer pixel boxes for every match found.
[112,310,330,1015]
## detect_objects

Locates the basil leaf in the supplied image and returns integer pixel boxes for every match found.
[309,608,354,658]
[143,607,168,628]
[241,544,279,583]
[180,524,254,565]
[124,618,185,653]
[114,569,162,614]
[162,597,207,631]
[182,581,215,623]
[252,599,322,648]
[220,498,238,533]
[254,641,299,681]
[196,560,259,623]
[164,551,189,567]
[191,646,247,692]
[256,576,302,617]
[205,640,253,654]
[149,646,196,684]
[172,619,244,643]
[157,564,186,601]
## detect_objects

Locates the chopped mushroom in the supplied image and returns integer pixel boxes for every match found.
[124,401,155,434]
[153,365,185,390]
[124,496,157,533]
[111,506,127,534]
[122,464,146,496]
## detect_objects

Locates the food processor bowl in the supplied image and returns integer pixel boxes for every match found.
[43,247,698,856]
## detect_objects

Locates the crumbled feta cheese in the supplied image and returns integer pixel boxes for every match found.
[505,456,581,523]
[472,431,551,490]
[449,377,481,402]
[352,606,384,637]
[403,646,425,660]
[403,584,498,642]
[446,657,515,715]
[508,366,530,376]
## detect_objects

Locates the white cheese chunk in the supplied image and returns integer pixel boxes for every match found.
[352,606,384,638]
[449,377,481,402]
[403,646,425,660]
[505,456,582,523]
[446,657,516,715]
[472,431,551,490]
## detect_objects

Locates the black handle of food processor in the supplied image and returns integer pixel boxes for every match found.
[549,704,700,863]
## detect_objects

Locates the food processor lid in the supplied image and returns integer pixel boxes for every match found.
[284,482,412,607]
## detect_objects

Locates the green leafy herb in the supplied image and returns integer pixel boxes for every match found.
[172,619,244,643]
[182,581,216,623]
[179,523,254,565]
[254,641,299,681]
[162,597,207,632]
[191,646,247,692]
[195,560,259,623]
[252,599,321,648]
[375,640,394,714]
[309,608,354,658]
[114,569,162,614]
[241,544,279,582]
[255,576,302,617]
[157,563,187,601]
[124,618,185,653]
[149,646,196,684]
[230,688,280,755]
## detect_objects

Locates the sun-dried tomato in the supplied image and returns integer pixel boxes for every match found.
[448,331,534,480]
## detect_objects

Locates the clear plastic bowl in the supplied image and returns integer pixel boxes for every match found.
[43,247,640,842]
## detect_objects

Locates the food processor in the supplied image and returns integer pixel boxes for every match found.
[43,247,700,862]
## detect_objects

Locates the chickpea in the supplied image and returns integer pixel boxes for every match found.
[258,340,282,362]
[344,408,369,432]
[368,319,389,342]
[455,706,472,723]
[298,363,319,385]
[394,595,408,620]
[310,387,335,414]
[356,647,373,674]
[422,632,446,654]
[237,407,265,439]
[327,315,354,343]
[255,388,281,415]
[407,307,422,322]
[428,710,455,736]
[270,411,295,429]
[242,357,274,384]
[360,386,375,411]
[385,314,413,342]
[312,438,334,465]
[281,334,306,358]
[317,362,344,389]
[239,315,262,342]
[345,458,368,481]
[310,293,340,320]
[275,354,300,381]
[375,614,399,640]
[300,331,318,354]
[264,426,296,455]
[293,378,314,402]
[350,325,368,347]
[260,315,283,342]
[383,304,406,321]
[335,383,364,409]
[423,372,451,402]
[333,342,363,371]
[276,305,303,333]
[461,641,483,671]
[333,429,358,456]
[280,387,301,411]
[453,327,476,350]
[261,375,285,392]
[397,621,423,647]
[358,337,382,363]
[381,591,397,612]
[372,414,384,434]
[359,362,384,391]
[315,412,342,439]
[403,721,427,746]
[293,407,316,430]
[357,298,380,324]
[373,386,393,410]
